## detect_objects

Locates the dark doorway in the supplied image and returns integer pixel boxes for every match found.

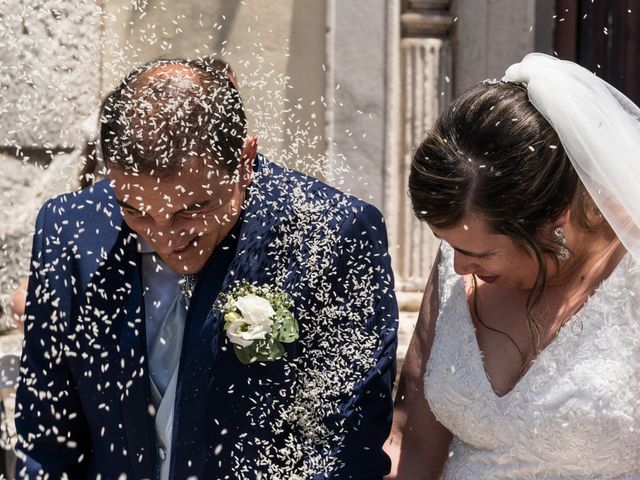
[554,0,640,105]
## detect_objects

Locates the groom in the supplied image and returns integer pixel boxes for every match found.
[15,59,398,479]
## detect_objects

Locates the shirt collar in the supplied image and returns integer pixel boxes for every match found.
[137,237,156,254]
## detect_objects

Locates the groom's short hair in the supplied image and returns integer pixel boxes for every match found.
[100,58,247,176]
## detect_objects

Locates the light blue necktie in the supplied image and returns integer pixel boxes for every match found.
[148,275,195,398]
[148,291,187,398]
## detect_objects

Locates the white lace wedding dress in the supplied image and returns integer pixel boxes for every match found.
[424,244,640,479]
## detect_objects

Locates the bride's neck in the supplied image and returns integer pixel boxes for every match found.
[548,225,624,287]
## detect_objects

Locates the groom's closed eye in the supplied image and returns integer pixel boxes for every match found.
[176,201,212,218]
[117,200,146,216]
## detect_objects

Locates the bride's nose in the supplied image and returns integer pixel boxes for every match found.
[453,251,479,276]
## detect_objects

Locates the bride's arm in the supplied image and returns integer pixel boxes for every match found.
[384,250,453,479]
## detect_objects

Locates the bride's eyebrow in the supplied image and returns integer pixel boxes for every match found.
[452,246,495,258]
[432,232,495,258]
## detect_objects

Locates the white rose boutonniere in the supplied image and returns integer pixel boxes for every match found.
[215,284,298,364]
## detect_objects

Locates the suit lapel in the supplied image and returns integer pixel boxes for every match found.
[170,156,283,477]
[169,212,248,478]
[115,225,158,480]
[223,159,282,285]
[73,183,157,479]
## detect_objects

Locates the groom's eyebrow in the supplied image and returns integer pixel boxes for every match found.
[116,199,141,212]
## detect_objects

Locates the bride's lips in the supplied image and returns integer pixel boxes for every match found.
[477,275,498,284]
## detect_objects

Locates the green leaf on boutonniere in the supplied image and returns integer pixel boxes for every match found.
[214,283,298,364]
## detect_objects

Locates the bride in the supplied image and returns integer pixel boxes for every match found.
[385,53,640,478]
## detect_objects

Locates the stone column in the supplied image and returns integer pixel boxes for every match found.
[387,0,453,294]
[383,1,454,370]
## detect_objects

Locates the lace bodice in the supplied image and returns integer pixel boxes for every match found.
[424,244,640,479]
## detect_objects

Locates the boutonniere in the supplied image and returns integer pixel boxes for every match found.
[215,283,298,364]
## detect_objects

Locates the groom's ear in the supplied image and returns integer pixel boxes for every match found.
[239,135,257,187]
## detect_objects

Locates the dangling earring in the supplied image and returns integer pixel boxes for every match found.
[554,227,570,261]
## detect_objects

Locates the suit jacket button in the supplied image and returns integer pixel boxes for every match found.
[158,447,167,461]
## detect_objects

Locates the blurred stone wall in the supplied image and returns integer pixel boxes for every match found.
[0,0,102,149]
[0,0,102,329]
[452,0,555,97]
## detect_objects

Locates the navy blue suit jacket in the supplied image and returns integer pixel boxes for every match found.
[16,156,398,479]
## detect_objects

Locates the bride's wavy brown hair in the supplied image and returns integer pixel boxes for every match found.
[409,81,606,361]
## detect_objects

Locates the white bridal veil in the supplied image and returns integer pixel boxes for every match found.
[503,53,640,263]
